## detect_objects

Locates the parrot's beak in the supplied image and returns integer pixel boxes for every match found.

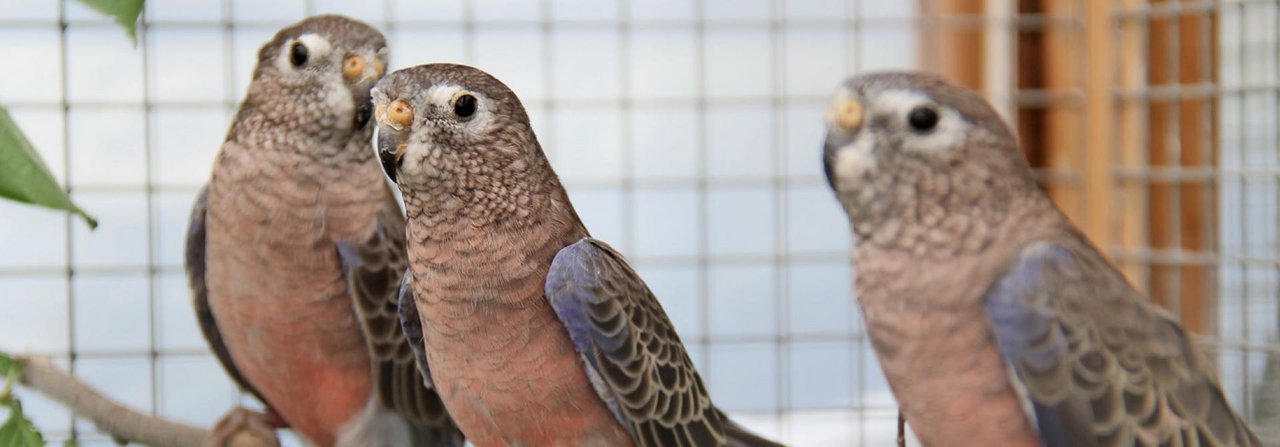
[827,97,864,132]
[822,93,865,191]
[345,54,387,130]
[375,125,406,183]
[374,99,415,183]
[343,54,386,84]
[353,87,374,130]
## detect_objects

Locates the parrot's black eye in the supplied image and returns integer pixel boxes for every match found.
[289,42,309,67]
[907,106,939,133]
[453,94,477,118]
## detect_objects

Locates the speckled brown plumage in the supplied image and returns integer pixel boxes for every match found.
[375,63,628,446]
[185,15,459,447]
[374,63,783,447]
[823,72,1260,447]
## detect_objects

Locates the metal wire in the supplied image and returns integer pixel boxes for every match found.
[0,1,891,445]
[1,1,1277,445]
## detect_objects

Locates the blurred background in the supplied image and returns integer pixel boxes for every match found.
[0,0,1275,445]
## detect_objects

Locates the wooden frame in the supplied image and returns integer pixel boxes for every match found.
[1142,0,1218,334]
[921,0,1219,334]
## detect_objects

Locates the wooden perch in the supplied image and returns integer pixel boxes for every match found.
[897,411,907,447]
[15,354,212,447]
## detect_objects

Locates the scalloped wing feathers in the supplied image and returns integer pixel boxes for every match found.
[985,241,1261,447]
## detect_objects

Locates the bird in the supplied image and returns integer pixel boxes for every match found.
[184,15,461,447]
[821,71,1261,447]
[370,63,785,447]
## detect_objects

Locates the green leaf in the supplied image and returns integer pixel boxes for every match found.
[0,352,14,378]
[0,399,46,447]
[0,106,97,229]
[63,440,79,447]
[73,0,145,44]
[0,354,45,447]
[1,352,17,404]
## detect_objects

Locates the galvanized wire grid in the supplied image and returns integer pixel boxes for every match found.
[919,0,1280,442]
[0,0,1276,446]
[1097,0,1280,439]
[1215,0,1280,440]
[0,0,922,445]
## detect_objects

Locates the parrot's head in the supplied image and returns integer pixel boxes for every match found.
[247,15,388,140]
[821,72,1038,250]
[370,64,547,195]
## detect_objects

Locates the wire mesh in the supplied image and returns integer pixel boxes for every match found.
[920,0,1280,442]
[0,1,922,445]
[1215,0,1280,440]
[0,0,1276,446]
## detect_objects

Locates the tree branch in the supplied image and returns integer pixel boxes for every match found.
[15,354,212,447]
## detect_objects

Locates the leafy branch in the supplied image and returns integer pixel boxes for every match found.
[0,108,97,229]
[0,1,142,445]
[0,354,45,447]
[0,352,212,446]
[0,0,147,229]
[75,0,144,44]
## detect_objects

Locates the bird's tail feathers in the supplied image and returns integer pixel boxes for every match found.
[335,398,414,447]
[408,420,465,447]
[721,413,787,447]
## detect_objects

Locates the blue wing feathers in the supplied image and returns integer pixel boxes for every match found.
[396,273,434,389]
[336,241,361,273]
[548,241,607,358]
[546,238,634,428]
[548,240,636,356]
[983,243,1077,447]
[984,243,1073,374]
[545,238,779,447]
[984,241,1259,446]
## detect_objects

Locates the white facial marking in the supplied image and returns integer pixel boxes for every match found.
[420,84,496,136]
[274,33,333,72]
[392,82,506,184]
[877,90,966,153]
[834,130,876,179]
[297,34,332,57]
[322,83,351,115]
[876,90,929,117]
[426,84,463,107]
[268,33,352,124]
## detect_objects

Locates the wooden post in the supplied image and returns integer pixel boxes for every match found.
[1175,0,1217,336]
[1143,0,1217,333]
[1082,0,1115,252]
[1117,0,1151,292]
[922,0,1217,334]
[1042,1,1086,222]
[922,0,986,90]
[1012,2,1049,177]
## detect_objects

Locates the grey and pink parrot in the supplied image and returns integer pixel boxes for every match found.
[822,72,1261,446]
[371,63,785,447]
[185,16,460,447]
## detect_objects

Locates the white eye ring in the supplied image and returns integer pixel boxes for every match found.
[277,33,332,72]
[877,90,966,152]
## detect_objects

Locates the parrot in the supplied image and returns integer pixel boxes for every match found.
[184,15,461,447]
[370,63,786,447]
[821,71,1261,446]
